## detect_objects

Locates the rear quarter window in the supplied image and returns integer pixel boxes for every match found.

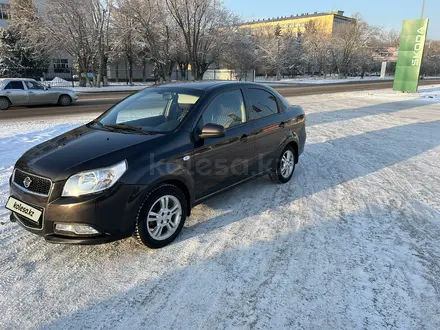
[247,88,279,120]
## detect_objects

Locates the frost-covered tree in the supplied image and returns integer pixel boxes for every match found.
[115,0,180,82]
[329,14,379,77]
[250,25,305,80]
[302,20,333,76]
[43,0,112,87]
[221,31,259,78]
[281,30,306,77]
[0,28,49,77]
[109,2,137,84]
[0,0,50,77]
[421,40,440,77]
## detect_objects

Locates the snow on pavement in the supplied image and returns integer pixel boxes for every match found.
[256,75,394,85]
[0,86,440,329]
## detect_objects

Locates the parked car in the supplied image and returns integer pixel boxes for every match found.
[0,78,78,110]
[6,81,306,248]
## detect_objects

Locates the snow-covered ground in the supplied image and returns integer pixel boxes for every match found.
[41,77,153,92]
[0,86,440,329]
[72,85,150,93]
[256,75,395,85]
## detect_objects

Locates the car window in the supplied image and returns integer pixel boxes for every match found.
[201,90,246,129]
[98,88,203,133]
[116,93,168,123]
[247,88,279,120]
[4,81,24,90]
[25,81,45,90]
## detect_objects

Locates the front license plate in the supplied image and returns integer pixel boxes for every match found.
[5,197,42,223]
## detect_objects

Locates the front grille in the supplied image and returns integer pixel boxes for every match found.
[13,168,52,196]
[13,212,43,230]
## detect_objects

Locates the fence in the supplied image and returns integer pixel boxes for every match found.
[202,69,255,82]
[0,67,256,88]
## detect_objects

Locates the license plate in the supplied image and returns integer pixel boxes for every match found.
[5,197,42,223]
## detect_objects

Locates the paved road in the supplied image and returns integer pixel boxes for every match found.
[1,79,439,120]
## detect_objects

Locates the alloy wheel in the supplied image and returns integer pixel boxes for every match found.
[280,149,295,178]
[146,195,182,241]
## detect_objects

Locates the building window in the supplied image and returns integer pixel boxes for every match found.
[0,4,10,20]
[53,59,69,73]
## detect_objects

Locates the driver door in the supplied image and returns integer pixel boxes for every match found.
[190,89,256,201]
[24,80,51,105]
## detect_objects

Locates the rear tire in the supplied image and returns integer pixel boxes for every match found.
[0,97,10,110]
[269,145,296,184]
[58,95,72,106]
[134,184,188,249]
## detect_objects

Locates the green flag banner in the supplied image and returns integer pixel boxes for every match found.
[393,18,429,92]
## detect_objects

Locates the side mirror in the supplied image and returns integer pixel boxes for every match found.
[47,84,51,89]
[199,123,225,139]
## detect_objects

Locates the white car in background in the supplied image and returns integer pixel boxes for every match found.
[0,78,78,110]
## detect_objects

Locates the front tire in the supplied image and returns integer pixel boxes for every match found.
[0,97,10,110]
[269,145,296,184]
[58,94,72,106]
[134,184,187,248]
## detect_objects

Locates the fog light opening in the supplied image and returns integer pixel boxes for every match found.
[54,223,100,236]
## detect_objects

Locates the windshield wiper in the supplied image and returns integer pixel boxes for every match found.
[88,119,116,132]
[104,123,150,135]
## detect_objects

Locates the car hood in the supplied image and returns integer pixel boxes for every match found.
[16,125,164,181]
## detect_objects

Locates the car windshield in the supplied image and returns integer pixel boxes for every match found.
[96,88,204,133]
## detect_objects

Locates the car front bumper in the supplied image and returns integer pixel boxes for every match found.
[8,179,143,245]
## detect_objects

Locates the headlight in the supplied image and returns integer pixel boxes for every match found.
[62,160,127,197]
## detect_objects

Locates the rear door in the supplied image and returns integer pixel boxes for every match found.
[24,80,52,105]
[244,87,283,171]
[3,81,29,105]
[191,88,256,201]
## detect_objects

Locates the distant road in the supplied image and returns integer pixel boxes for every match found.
[1,79,439,120]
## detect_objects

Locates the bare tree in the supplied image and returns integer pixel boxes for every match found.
[42,0,112,86]
[94,0,112,86]
[251,25,305,80]
[110,1,139,84]
[119,0,180,82]
[221,31,259,79]
[330,14,379,77]
[421,40,440,77]
[165,0,237,80]
[302,20,333,76]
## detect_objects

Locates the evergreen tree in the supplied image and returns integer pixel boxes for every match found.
[0,0,50,78]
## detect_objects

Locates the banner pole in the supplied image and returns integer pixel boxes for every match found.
[421,0,425,18]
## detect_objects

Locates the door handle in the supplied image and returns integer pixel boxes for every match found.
[28,91,34,94]
[279,122,285,128]
[239,134,248,142]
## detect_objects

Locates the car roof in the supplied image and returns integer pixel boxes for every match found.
[155,80,266,91]
[0,78,36,82]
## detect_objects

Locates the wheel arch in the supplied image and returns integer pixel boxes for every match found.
[138,175,193,217]
[286,140,299,163]
[277,133,300,164]
[161,179,192,216]
[58,94,72,103]
[0,96,11,107]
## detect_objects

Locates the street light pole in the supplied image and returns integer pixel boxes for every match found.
[421,0,425,18]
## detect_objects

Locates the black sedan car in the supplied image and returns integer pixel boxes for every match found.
[6,81,306,248]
